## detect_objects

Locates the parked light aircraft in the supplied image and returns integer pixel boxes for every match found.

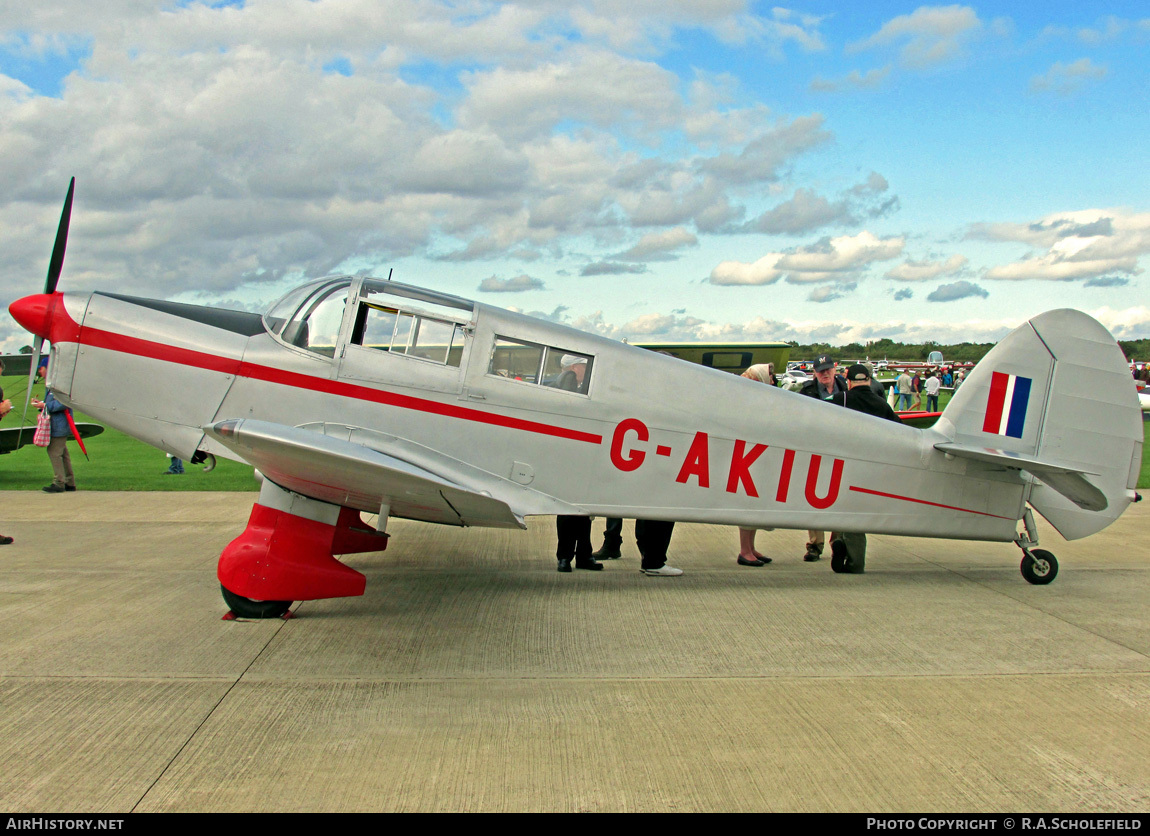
[8,182,1145,616]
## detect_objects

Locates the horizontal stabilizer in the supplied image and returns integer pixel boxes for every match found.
[204,418,526,529]
[935,441,1107,512]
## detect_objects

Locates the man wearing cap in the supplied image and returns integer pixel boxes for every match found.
[797,354,848,561]
[798,354,847,404]
[832,363,904,573]
[555,354,588,393]
[844,363,900,423]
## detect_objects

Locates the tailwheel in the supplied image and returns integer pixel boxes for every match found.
[220,584,292,619]
[1020,549,1058,585]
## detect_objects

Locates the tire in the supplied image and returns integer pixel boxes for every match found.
[1020,549,1058,585]
[220,584,292,618]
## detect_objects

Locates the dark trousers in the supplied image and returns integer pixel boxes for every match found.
[601,517,623,548]
[556,516,593,563]
[837,531,867,573]
[635,519,675,570]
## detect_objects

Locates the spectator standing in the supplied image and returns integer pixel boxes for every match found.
[736,364,778,566]
[910,371,923,411]
[31,362,77,494]
[797,354,848,562]
[924,372,942,412]
[895,369,912,411]
[833,364,904,573]
[0,375,14,544]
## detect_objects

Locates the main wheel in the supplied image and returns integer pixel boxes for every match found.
[220,584,292,618]
[1020,549,1058,585]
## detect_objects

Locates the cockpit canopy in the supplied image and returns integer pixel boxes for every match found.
[263,276,475,363]
[261,275,596,396]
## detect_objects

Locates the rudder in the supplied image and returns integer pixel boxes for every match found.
[936,310,1141,540]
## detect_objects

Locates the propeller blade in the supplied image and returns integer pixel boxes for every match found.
[16,336,44,450]
[45,177,75,295]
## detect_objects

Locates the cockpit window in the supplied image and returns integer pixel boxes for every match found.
[279,282,350,357]
[263,280,328,336]
[488,337,593,394]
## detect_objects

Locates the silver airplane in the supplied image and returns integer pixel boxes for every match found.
[8,182,1145,617]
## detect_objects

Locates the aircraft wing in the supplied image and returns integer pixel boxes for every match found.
[204,419,527,529]
[933,441,1108,512]
[0,422,104,455]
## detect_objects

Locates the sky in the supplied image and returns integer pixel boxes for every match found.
[1,1,1148,353]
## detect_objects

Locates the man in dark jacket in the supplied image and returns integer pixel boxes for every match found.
[798,353,848,404]
[797,354,847,561]
[831,364,904,573]
[844,363,901,423]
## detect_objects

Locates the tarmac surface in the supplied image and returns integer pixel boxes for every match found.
[0,491,1147,813]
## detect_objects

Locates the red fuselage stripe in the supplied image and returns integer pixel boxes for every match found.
[78,325,604,445]
[848,485,1015,519]
[71,316,1010,521]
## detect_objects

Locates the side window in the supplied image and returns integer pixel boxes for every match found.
[488,338,543,382]
[361,306,401,349]
[281,285,348,357]
[410,317,459,364]
[353,302,464,368]
[487,337,593,394]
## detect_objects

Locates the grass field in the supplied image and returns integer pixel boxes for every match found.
[3,378,1147,491]
[2,379,258,492]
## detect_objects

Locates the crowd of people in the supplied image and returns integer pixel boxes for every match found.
[890,366,963,412]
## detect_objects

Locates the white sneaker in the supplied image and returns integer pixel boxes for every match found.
[641,565,683,577]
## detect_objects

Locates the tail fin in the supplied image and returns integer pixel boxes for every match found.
[934,309,1142,540]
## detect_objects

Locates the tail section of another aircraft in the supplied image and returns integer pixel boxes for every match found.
[934,309,1142,540]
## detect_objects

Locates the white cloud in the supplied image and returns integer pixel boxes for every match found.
[599,310,1044,347]
[777,231,905,280]
[458,49,683,143]
[0,3,840,313]
[478,274,545,293]
[810,66,891,92]
[927,280,988,302]
[612,227,698,261]
[848,5,982,67]
[740,173,898,235]
[1077,15,1133,46]
[1089,306,1150,341]
[1029,58,1108,94]
[708,253,784,286]
[886,253,967,281]
[973,209,1150,282]
[709,230,904,287]
[580,262,648,276]
[808,283,856,303]
[699,114,832,185]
